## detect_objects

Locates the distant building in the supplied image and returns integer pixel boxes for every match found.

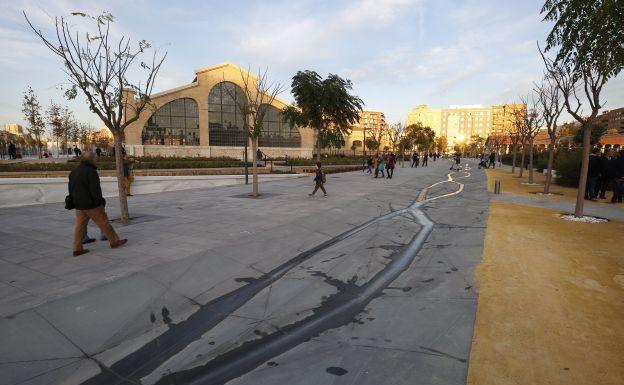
[123,62,313,159]
[3,123,24,136]
[342,109,389,154]
[406,104,525,147]
[597,107,624,133]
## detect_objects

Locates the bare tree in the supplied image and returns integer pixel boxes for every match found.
[226,68,284,197]
[25,11,166,223]
[510,108,528,176]
[540,52,609,216]
[534,73,564,194]
[388,122,406,166]
[22,87,45,158]
[519,94,544,184]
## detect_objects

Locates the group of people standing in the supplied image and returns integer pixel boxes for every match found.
[586,148,624,203]
[365,153,398,179]
[410,152,440,168]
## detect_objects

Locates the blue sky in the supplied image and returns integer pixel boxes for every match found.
[1,0,623,129]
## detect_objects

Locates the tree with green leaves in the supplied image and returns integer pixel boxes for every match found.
[364,137,380,152]
[21,87,45,158]
[405,123,435,152]
[227,68,284,197]
[435,136,448,155]
[282,71,363,162]
[25,11,166,223]
[541,0,623,217]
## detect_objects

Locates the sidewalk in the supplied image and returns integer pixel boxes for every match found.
[0,160,489,385]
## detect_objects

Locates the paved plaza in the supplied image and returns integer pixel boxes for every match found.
[0,160,489,385]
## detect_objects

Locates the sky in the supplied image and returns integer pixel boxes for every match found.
[1,0,623,130]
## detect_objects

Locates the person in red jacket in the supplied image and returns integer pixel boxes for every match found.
[386,153,396,179]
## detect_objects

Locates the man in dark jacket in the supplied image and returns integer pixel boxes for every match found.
[595,149,610,199]
[68,151,127,256]
[308,162,327,197]
[612,149,624,203]
[585,147,601,201]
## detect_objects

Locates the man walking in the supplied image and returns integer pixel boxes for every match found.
[596,149,610,199]
[411,152,418,168]
[8,142,16,159]
[309,162,327,197]
[68,151,127,256]
[422,152,428,167]
[488,152,496,169]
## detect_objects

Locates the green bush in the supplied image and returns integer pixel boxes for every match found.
[553,149,582,187]
[279,155,366,166]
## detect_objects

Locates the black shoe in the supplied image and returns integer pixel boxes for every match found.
[81,237,96,245]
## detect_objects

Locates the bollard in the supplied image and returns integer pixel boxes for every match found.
[494,180,501,194]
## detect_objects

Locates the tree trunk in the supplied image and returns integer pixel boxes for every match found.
[316,130,321,162]
[544,139,555,194]
[511,142,518,174]
[113,132,129,224]
[251,136,259,197]
[574,124,591,217]
[528,138,535,184]
[519,142,526,178]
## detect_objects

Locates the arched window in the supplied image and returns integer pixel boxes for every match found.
[258,104,301,148]
[208,82,247,146]
[142,98,199,145]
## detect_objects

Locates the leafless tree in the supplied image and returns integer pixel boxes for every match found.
[387,122,406,166]
[511,107,528,177]
[534,73,564,194]
[539,50,608,217]
[226,68,284,197]
[519,94,544,184]
[25,11,166,223]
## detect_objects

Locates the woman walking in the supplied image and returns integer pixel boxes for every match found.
[375,154,386,178]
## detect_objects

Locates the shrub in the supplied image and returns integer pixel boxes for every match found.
[553,149,582,187]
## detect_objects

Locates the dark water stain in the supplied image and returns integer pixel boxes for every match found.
[450,267,458,271]
[384,339,392,342]
[161,307,172,324]
[267,361,279,367]
[421,278,434,283]
[445,271,452,274]
[149,312,156,323]
[366,317,375,321]
[386,286,412,292]
[234,277,257,284]
[464,285,472,290]
[326,366,348,376]
[350,336,360,340]
[253,330,268,337]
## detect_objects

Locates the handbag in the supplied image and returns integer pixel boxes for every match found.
[65,194,75,210]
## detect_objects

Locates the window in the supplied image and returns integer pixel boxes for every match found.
[352,140,363,147]
[259,104,301,147]
[208,82,248,146]
[142,98,199,145]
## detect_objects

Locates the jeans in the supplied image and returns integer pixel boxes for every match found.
[612,178,623,202]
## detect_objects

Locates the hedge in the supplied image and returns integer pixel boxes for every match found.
[0,159,250,172]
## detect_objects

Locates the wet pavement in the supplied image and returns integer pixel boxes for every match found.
[0,159,488,385]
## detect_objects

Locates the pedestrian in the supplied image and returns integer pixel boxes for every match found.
[585,147,601,201]
[611,149,624,204]
[123,154,137,196]
[8,142,16,159]
[73,145,79,157]
[596,149,610,199]
[488,152,496,168]
[366,155,373,174]
[95,147,102,157]
[422,152,428,167]
[375,154,386,178]
[386,153,396,179]
[256,148,263,166]
[309,161,327,197]
[67,151,127,256]
[411,152,418,168]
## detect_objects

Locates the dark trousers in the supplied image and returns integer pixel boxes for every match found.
[387,168,394,179]
[311,181,327,195]
[411,160,417,167]
[595,176,609,198]
[585,176,599,199]
[423,158,428,166]
[488,159,495,168]
[375,168,385,178]
[612,178,623,202]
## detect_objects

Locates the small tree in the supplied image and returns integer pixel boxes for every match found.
[519,94,544,184]
[435,136,448,154]
[541,0,623,217]
[534,73,564,194]
[405,123,435,153]
[26,11,166,224]
[226,68,284,197]
[282,71,363,162]
[21,87,45,158]
[364,137,380,152]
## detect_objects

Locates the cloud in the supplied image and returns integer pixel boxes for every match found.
[235,0,425,65]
